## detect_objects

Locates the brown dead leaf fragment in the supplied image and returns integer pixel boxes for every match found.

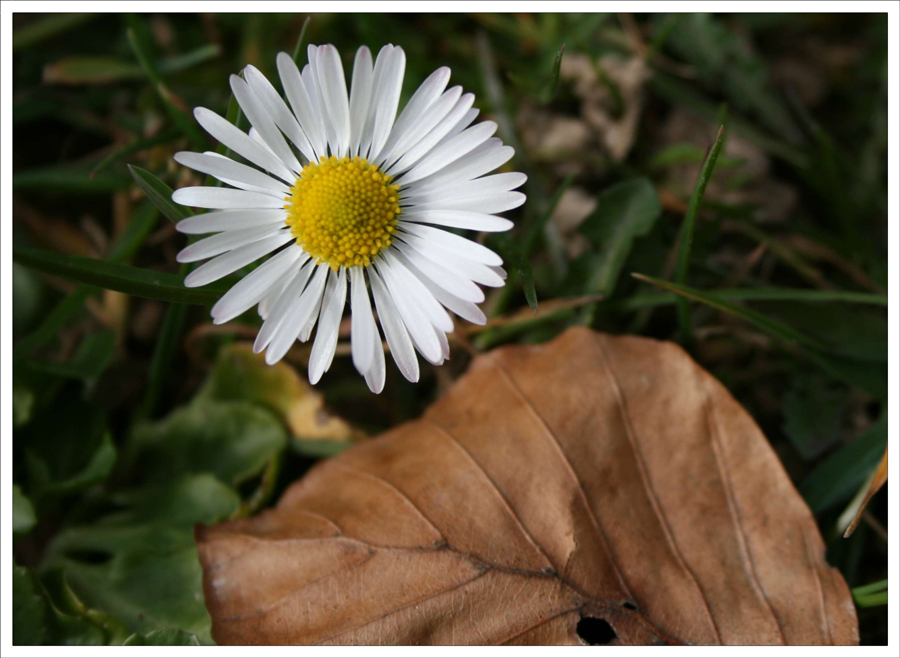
[196,328,858,646]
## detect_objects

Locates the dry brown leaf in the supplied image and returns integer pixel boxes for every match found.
[196,328,857,646]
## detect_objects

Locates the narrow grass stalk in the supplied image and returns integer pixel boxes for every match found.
[674,124,726,342]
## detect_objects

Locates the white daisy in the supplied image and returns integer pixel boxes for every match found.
[172,44,525,393]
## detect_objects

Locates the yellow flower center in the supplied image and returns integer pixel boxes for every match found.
[285,155,401,270]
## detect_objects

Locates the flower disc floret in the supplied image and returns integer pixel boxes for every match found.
[286,155,401,270]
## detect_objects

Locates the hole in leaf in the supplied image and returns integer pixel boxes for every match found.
[576,616,617,645]
[623,601,637,611]
[64,549,113,565]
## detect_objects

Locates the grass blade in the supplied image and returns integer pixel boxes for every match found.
[801,414,886,513]
[13,246,226,306]
[291,17,312,65]
[13,167,131,193]
[126,27,206,150]
[632,273,822,349]
[129,165,193,224]
[92,128,180,178]
[12,13,96,52]
[674,124,726,342]
[13,201,160,363]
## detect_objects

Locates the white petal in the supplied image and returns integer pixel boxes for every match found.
[349,266,375,373]
[359,45,393,159]
[397,222,502,266]
[386,91,474,176]
[277,52,327,159]
[348,47,374,157]
[194,151,283,197]
[244,64,316,162]
[363,321,386,394]
[210,246,304,324]
[398,209,513,232]
[299,290,324,343]
[381,251,454,333]
[404,172,526,205]
[264,264,329,364]
[308,268,347,384]
[374,67,451,165]
[368,267,418,383]
[396,252,487,325]
[172,187,286,210]
[400,233,505,287]
[259,271,291,320]
[304,49,339,155]
[314,45,351,158]
[368,46,406,160]
[436,326,450,361]
[184,230,294,288]
[174,152,290,196]
[435,107,479,148]
[176,208,287,235]
[402,140,512,194]
[412,191,525,215]
[397,120,496,184]
[374,258,442,364]
[383,86,462,167]
[254,260,315,351]
[194,107,295,182]
[230,74,303,173]
[176,224,284,263]
[391,240,484,303]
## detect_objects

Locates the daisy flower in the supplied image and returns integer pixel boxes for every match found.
[172,44,525,393]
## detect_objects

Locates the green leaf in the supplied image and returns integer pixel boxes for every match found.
[27,433,117,500]
[579,177,662,295]
[42,475,240,644]
[129,165,194,224]
[801,414,887,513]
[782,375,846,461]
[13,485,37,536]
[13,245,228,306]
[131,400,287,487]
[38,570,115,645]
[124,629,200,646]
[29,330,116,383]
[13,564,46,646]
[675,125,726,340]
